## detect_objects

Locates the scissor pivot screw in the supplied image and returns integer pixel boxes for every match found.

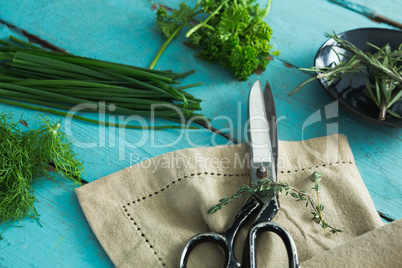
[256,166,268,178]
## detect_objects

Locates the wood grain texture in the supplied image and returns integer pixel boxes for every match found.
[0,0,401,266]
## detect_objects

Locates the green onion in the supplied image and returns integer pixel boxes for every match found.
[0,36,204,129]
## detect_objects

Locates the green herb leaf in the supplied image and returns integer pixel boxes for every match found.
[314,183,320,192]
[0,114,84,238]
[0,36,204,129]
[290,32,402,120]
[153,0,279,80]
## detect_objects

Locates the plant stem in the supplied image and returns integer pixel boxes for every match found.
[244,0,272,34]
[0,35,204,127]
[380,97,387,120]
[149,25,183,69]
[316,191,326,235]
[185,0,228,38]
[0,99,199,129]
[288,77,316,96]
[288,185,341,233]
[331,34,402,83]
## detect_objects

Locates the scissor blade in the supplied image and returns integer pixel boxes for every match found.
[263,81,278,183]
[248,81,273,184]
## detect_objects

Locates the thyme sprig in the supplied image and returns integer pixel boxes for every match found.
[289,32,402,120]
[208,172,342,235]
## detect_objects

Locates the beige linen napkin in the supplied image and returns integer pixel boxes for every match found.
[76,134,392,267]
[301,218,402,267]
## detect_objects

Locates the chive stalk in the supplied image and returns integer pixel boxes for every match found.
[0,36,204,129]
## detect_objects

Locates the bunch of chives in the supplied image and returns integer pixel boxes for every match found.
[0,36,204,129]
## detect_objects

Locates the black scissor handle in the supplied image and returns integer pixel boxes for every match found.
[179,232,240,268]
[244,222,299,268]
[179,197,262,268]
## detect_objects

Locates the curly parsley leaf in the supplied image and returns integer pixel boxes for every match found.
[151,0,279,80]
[155,3,195,39]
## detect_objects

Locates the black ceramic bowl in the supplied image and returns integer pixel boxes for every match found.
[314,28,402,127]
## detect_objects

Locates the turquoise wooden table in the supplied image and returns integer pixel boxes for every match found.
[0,0,401,267]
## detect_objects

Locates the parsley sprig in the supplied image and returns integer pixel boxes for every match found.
[151,0,280,80]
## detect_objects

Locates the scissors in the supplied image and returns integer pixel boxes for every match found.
[179,81,299,268]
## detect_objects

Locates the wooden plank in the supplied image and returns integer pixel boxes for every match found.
[268,0,400,68]
[0,175,114,267]
[0,0,401,266]
[0,11,231,266]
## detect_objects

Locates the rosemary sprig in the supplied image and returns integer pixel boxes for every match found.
[290,32,402,120]
[208,172,342,235]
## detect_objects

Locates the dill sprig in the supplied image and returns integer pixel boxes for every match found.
[0,114,83,239]
[289,32,402,120]
[208,172,342,235]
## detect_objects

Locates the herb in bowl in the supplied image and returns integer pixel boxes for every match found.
[290,32,402,120]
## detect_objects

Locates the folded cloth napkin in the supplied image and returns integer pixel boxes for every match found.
[301,218,402,267]
[76,134,394,267]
